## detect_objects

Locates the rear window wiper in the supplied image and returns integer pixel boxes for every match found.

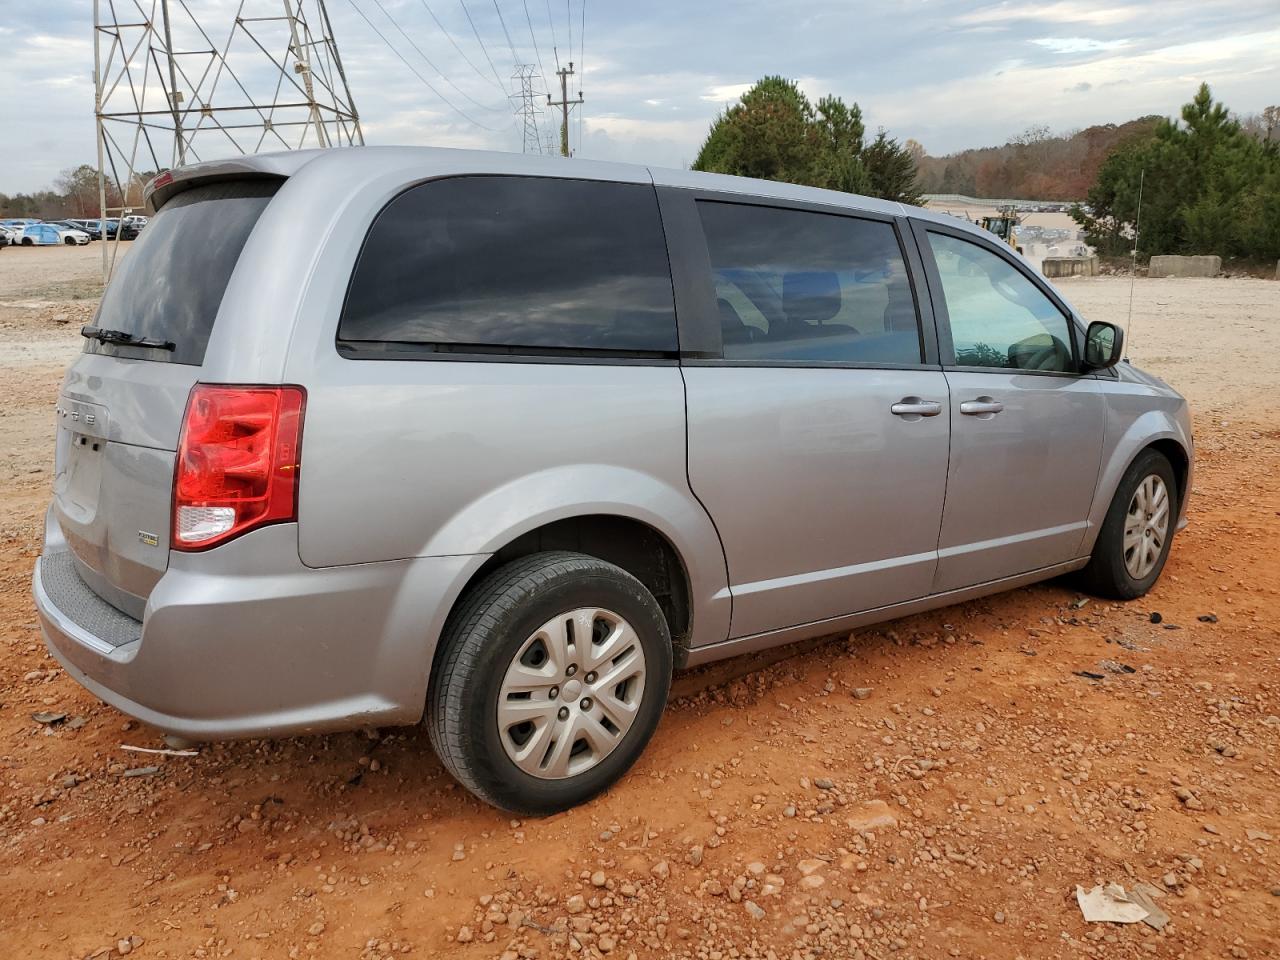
[80,325,176,351]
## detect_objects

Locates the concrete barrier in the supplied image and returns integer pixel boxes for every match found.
[1042,256,1098,279]
[1148,255,1221,278]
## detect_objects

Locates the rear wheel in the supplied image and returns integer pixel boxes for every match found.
[428,551,672,814]
[1078,449,1177,600]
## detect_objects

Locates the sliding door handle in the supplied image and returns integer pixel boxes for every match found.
[960,398,1004,416]
[890,398,943,418]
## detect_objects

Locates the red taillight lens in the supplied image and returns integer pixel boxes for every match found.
[172,385,306,550]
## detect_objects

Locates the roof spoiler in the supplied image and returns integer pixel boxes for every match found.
[143,149,326,212]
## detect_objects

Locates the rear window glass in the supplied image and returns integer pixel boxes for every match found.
[338,176,677,356]
[87,180,279,365]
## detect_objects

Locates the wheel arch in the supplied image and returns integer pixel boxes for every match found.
[438,514,697,667]
[1148,437,1190,513]
[1082,413,1192,556]
[418,464,732,657]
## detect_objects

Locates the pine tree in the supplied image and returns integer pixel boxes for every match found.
[1072,83,1280,261]
[862,130,924,206]
[693,77,922,204]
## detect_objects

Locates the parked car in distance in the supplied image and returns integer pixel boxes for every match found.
[104,218,139,240]
[1,217,40,236]
[123,214,149,230]
[64,219,104,240]
[19,223,89,245]
[49,220,99,240]
[34,147,1194,816]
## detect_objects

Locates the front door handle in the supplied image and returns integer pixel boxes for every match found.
[960,397,1004,416]
[890,397,943,418]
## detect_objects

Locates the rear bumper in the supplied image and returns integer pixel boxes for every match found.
[34,508,486,740]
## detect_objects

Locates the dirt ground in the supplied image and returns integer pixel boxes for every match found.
[1,244,1278,960]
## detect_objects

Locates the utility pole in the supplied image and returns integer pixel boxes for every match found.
[546,62,583,157]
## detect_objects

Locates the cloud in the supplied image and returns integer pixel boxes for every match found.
[700,83,752,104]
[870,26,1280,155]
[2,1,1279,191]
[1033,37,1130,53]
[956,2,1145,27]
[588,115,708,142]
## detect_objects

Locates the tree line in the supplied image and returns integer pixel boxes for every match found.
[10,82,1277,262]
[692,77,1279,263]
[0,165,155,219]
[916,117,1162,200]
[1073,85,1280,263]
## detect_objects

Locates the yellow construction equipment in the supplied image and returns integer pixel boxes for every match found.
[980,208,1022,254]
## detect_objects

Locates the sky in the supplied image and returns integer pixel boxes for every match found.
[1,0,1278,194]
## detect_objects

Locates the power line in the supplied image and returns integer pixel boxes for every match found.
[344,0,502,129]
[418,0,504,91]
[543,0,560,72]
[563,0,572,152]
[491,1,520,69]
[365,0,506,114]
[458,0,508,91]
[578,0,585,154]
[520,0,547,88]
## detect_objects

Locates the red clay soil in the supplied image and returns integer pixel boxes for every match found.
[1,412,1277,960]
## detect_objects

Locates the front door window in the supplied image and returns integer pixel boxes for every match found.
[927,232,1074,372]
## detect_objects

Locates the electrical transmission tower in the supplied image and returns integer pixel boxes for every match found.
[546,62,583,158]
[510,64,543,154]
[92,0,363,277]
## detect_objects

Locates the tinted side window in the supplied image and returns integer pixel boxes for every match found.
[340,177,677,354]
[696,201,921,365]
[926,232,1074,372]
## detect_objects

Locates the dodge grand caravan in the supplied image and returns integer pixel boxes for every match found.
[33,147,1192,814]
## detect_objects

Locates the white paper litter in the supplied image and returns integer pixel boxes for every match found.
[1075,883,1151,924]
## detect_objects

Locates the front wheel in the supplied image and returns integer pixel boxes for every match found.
[1077,449,1177,600]
[428,551,673,814]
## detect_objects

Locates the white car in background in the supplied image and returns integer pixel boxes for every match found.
[58,226,93,245]
[18,223,91,246]
[1,218,39,243]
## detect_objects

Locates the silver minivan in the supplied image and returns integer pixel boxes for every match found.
[33,147,1192,813]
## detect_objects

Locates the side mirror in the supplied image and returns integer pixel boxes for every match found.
[1084,321,1124,369]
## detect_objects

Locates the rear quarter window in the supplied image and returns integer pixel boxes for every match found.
[87,180,279,365]
[338,176,678,356]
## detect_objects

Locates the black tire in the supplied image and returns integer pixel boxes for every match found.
[427,551,673,815]
[1077,449,1177,600]
[64,236,76,245]
[21,238,33,246]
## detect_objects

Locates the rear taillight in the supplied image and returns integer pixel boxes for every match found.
[172,385,306,551]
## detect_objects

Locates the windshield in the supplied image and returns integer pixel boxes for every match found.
[87,179,279,365]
